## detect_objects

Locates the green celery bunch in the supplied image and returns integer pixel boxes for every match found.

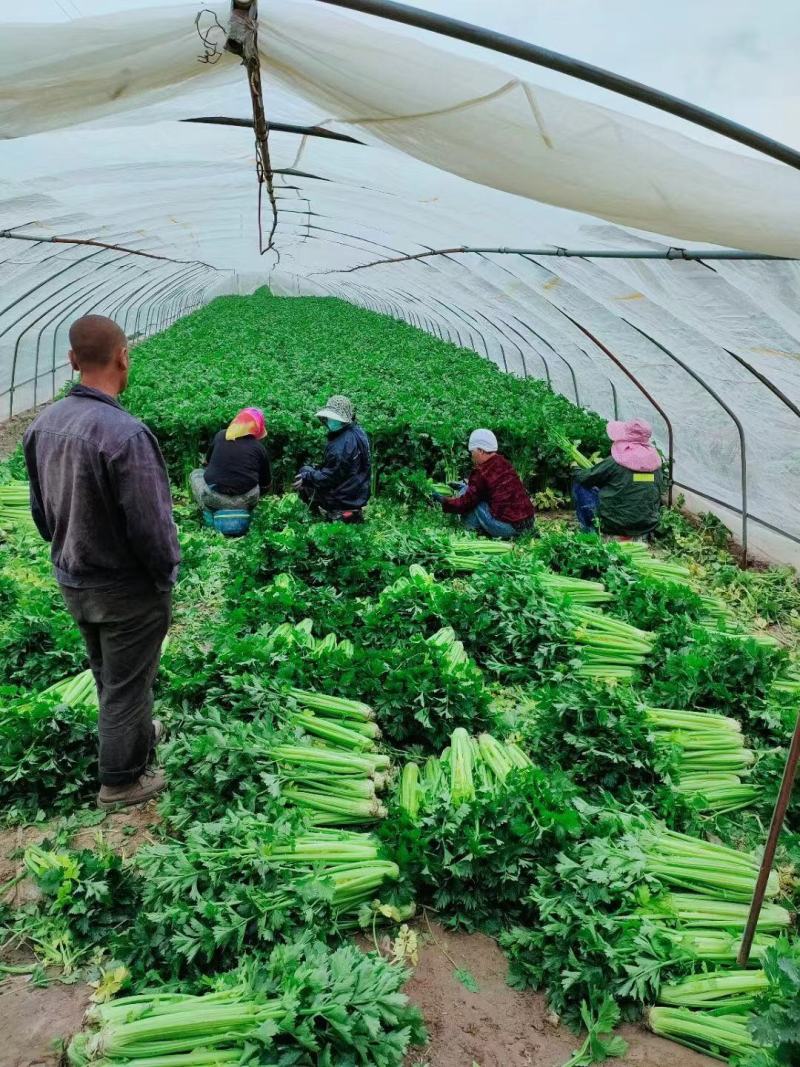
[67,938,426,1066]
[384,729,579,931]
[130,813,402,978]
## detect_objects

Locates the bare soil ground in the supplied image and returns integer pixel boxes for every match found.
[0,921,719,1067]
[0,804,160,904]
[401,922,717,1067]
[0,975,91,1067]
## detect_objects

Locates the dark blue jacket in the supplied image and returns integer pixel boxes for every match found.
[300,423,371,509]
[23,384,180,591]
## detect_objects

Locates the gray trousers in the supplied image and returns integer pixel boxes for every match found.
[60,584,172,786]
[190,468,260,512]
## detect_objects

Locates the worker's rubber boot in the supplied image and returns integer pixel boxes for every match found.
[97,768,167,810]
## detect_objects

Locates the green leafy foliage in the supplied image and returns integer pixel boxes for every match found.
[157,709,293,830]
[383,764,581,931]
[1,841,139,975]
[357,636,493,749]
[446,558,578,684]
[127,812,389,980]
[123,289,606,491]
[738,937,800,1067]
[0,532,85,689]
[563,997,629,1066]
[645,629,790,741]
[0,688,97,819]
[516,681,687,824]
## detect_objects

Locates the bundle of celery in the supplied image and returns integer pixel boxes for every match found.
[499,811,785,1026]
[649,1007,755,1059]
[616,541,734,628]
[160,711,391,830]
[570,606,654,682]
[437,546,648,680]
[0,481,34,529]
[669,929,779,965]
[658,969,769,1011]
[133,816,403,974]
[445,542,612,609]
[397,727,535,815]
[445,537,513,572]
[283,688,381,752]
[426,625,480,675]
[551,430,594,470]
[387,728,578,929]
[635,827,779,902]
[266,618,355,661]
[641,892,791,935]
[36,669,98,710]
[645,706,760,814]
[67,940,426,1067]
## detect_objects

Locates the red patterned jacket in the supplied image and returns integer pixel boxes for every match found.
[441,454,534,525]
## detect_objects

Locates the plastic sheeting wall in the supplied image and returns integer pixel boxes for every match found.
[1,2,800,566]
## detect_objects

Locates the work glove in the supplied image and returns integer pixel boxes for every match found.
[447,481,464,491]
[292,475,304,491]
[430,491,445,505]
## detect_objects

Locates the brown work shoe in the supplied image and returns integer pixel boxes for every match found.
[97,768,167,810]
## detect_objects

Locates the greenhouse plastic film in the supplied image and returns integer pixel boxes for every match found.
[1,2,800,563]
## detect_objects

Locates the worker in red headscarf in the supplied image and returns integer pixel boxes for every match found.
[572,419,664,538]
[190,407,271,515]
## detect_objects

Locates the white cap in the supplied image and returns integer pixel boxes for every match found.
[468,428,498,453]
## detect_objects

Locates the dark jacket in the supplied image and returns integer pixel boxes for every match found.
[574,456,664,536]
[442,453,534,525]
[204,430,271,495]
[23,384,180,591]
[300,423,371,509]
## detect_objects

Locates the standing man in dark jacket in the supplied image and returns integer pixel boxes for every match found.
[293,395,371,522]
[23,315,180,809]
[431,429,534,539]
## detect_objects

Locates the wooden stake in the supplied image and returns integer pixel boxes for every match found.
[737,707,800,965]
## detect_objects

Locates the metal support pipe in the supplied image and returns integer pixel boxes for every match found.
[510,315,580,404]
[737,714,800,965]
[144,271,201,336]
[0,228,223,270]
[106,264,189,330]
[671,480,800,547]
[624,319,749,564]
[4,251,123,413]
[0,247,107,326]
[15,264,141,411]
[183,116,364,144]
[130,266,205,338]
[26,266,153,408]
[154,274,210,333]
[315,0,800,171]
[322,245,790,275]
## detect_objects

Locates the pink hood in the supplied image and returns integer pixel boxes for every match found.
[606,419,661,472]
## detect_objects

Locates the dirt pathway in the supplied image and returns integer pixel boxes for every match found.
[403,922,717,1067]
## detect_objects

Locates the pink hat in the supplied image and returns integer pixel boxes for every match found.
[225,407,266,441]
[606,419,661,472]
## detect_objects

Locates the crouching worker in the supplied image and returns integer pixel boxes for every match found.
[432,429,535,539]
[572,418,664,539]
[293,395,371,523]
[190,407,270,534]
